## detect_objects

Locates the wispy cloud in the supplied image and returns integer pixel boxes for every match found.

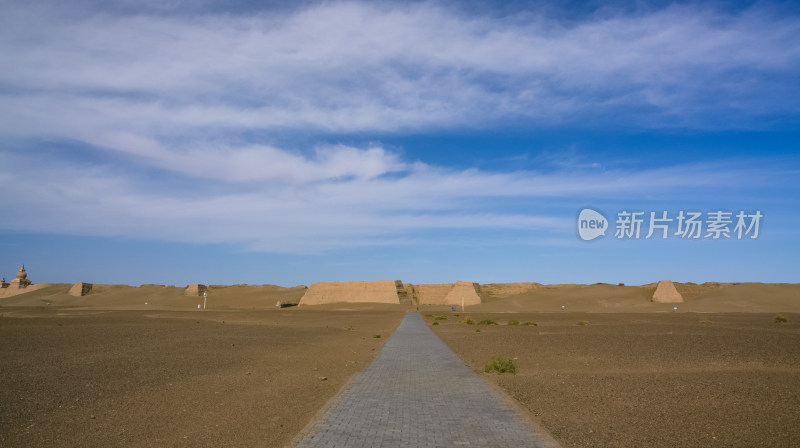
[1,1,798,254]
[1,1,798,141]
[0,142,788,253]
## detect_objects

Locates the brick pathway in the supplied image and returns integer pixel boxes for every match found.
[293,312,560,447]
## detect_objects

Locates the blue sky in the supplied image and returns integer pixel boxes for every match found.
[1,0,798,286]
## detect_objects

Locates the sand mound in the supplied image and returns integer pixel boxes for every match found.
[299,281,400,306]
[479,282,541,301]
[0,283,307,311]
[652,280,684,303]
[0,283,50,299]
[68,282,92,297]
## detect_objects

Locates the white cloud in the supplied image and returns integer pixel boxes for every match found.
[0,143,785,253]
[0,1,798,142]
[0,1,797,253]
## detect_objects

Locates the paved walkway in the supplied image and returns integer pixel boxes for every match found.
[293,312,559,448]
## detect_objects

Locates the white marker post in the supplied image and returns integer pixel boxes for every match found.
[203,291,208,311]
[461,296,464,312]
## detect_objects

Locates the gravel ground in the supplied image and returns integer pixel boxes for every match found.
[430,312,800,448]
[0,309,404,448]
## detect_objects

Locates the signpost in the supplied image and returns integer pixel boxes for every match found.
[203,291,208,311]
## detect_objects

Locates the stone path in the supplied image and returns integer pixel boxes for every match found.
[293,312,560,448]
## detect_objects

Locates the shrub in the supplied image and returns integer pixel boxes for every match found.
[477,319,498,325]
[435,316,447,321]
[432,322,439,326]
[522,322,537,326]
[463,318,475,325]
[507,320,519,326]
[775,314,788,324]
[484,356,517,374]
[577,320,589,326]
[373,334,381,338]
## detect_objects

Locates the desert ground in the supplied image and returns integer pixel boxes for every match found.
[429,311,800,447]
[0,307,405,447]
[1,281,798,447]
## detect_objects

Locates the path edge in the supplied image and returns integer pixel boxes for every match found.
[284,312,409,448]
[478,370,564,448]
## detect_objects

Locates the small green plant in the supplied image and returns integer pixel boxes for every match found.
[507,320,519,326]
[435,315,447,321]
[475,329,481,332]
[484,355,517,374]
[432,322,439,326]
[463,317,475,325]
[373,334,381,338]
[775,314,788,324]
[522,322,537,326]
[577,320,589,326]
[477,319,498,325]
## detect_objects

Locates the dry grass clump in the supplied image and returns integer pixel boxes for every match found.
[522,322,537,326]
[484,355,516,374]
[577,320,589,326]
[477,319,498,326]
[434,315,447,321]
[507,320,519,326]
[774,314,788,324]
[462,317,475,325]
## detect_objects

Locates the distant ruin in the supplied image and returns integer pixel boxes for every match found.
[299,281,401,305]
[298,280,483,307]
[3,265,32,289]
[184,284,208,296]
[69,282,93,297]
[652,280,684,303]
[407,281,482,306]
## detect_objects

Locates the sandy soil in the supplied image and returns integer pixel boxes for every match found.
[0,308,404,447]
[429,311,800,448]
[0,283,308,310]
[470,282,800,313]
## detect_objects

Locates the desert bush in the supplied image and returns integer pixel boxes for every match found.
[432,322,439,326]
[477,319,498,325]
[435,315,447,321]
[484,355,517,374]
[775,314,788,324]
[373,334,381,338]
[463,318,475,325]
[577,320,589,326]
[522,322,537,326]
[507,320,519,326]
